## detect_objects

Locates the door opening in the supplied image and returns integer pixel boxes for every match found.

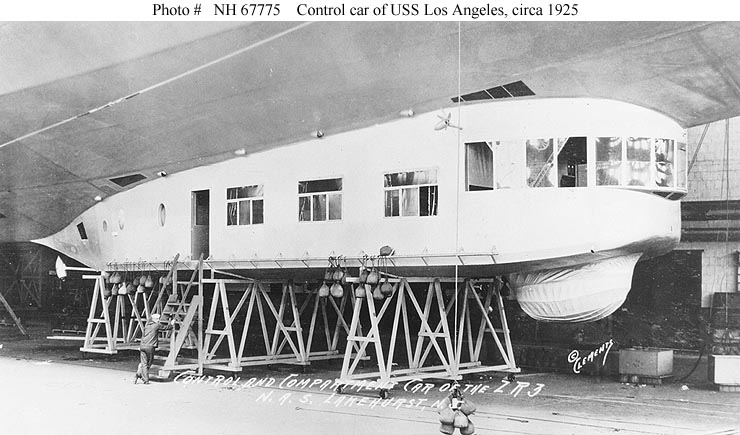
[191,190,210,259]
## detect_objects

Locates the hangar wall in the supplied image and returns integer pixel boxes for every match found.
[681,118,740,307]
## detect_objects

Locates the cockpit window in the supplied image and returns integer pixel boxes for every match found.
[557,137,587,187]
[654,139,674,188]
[677,142,687,188]
[526,138,558,188]
[596,137,622,186]
[626,137,651,186]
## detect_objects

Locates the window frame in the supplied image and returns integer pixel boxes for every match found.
[226,184,264,226]
[383,169,439,218]
[298,177,343,222]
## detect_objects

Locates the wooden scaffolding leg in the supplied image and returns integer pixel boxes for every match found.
[112,295,127,346]
[0,288,27,336]
[124,291,149,345]
[151,254,180,316]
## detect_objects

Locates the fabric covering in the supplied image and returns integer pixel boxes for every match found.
[509,254,641,323]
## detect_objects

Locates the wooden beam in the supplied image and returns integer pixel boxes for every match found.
[0,289,27,336]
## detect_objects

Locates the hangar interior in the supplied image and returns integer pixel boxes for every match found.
[1,21,740,434]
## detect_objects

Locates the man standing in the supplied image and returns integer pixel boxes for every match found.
[135,313,174,384]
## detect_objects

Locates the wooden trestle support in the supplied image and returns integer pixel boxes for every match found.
[199,279,362,372]
[77,253,361,376]
[79,274,153,354]
[336,278,519,394]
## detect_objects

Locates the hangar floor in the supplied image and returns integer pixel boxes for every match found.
[1,323,739,434]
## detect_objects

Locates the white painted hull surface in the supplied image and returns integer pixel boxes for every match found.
[36,98,685,322]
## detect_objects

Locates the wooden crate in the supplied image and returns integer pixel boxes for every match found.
[619,348,673,377]
[709,355,740,386]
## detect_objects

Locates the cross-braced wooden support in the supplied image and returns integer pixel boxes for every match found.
[118,290,151,350]
[79,254,189,356]
[80,275,116,354]
[0,243,46,309]
[79,275,153,354]
[201,279,361,372]
[337,278,519,390]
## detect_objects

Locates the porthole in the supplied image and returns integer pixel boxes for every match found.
[158,203,166,227]
[102,220,108,232]
[118,210,125,230]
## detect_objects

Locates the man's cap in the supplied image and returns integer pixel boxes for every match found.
[151,313,161,320]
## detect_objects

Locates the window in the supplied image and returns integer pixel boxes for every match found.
[654,139,674,188]
[384,170,438,217]
[626,137,651,186]
[677,142,687,188]
[76,222,88,240]
[109,173,146,187]
[158,203,166,227]
[466,142,493,191]
[557,137,587,187]
[298,178,342,222]
[227,185,264,226]
[494,140,523,189]
[595,137,622,186]
[526,138,562,188]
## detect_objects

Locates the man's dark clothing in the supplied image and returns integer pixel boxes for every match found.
[141,319,164,348]
[136,319,171,383]
[137,345,155,383]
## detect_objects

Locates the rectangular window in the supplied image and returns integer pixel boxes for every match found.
[494,140,523,189]
[226,184,264,226]
[595,137,622,186]
[626,137,651,186]
[298,178,342,222]
[526,138,560,188]
[465,142,494,191]
[677,142,687,188]
[384,170,438,217]
[556,137,588,187]
[76,222,88,240]
[654,138,674,188]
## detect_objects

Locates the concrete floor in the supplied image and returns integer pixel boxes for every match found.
[1,324,740,434]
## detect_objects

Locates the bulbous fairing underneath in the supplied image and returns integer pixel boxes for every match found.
[509,254,642,323]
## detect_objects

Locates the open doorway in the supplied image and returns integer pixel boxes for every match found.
[191,190,210,260]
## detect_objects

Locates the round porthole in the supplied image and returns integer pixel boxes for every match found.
[118,210,125,230]
[102,220,108,232]
[158,203,166,227]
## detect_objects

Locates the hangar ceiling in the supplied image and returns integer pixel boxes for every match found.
[1,21,740,242]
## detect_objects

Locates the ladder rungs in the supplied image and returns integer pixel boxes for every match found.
[348,336,373,342]
[87,319,107,323]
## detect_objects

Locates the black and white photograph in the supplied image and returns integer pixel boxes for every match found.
[1,5,740,434]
